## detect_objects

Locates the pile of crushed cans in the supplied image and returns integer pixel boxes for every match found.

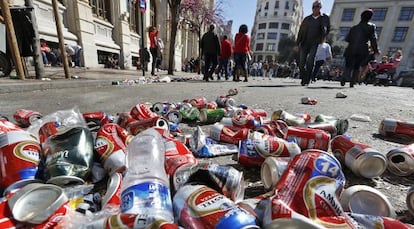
[1,88,414,228]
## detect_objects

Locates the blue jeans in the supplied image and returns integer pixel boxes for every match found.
[74,49,82,67]
[217,58,230,78]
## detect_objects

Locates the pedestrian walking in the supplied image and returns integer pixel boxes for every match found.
[148,24,161,76]
[217,35,232,80]
[262,61,269,80]
[200,24,221,82]
[233,24,251,82]
[295,0,330,86]
[341,9,380,87]
[311,37,332,82]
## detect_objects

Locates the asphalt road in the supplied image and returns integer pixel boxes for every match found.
[1,76,414,224]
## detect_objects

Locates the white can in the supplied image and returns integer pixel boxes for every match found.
[260,157,290,191]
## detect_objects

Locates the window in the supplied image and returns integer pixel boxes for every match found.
[376,26,382,39]
[285,1,289,10]
[273,11,278,16]
[275,1,279,9]
[269,22,279,29]
[399,7,414,21]
[280,33,288,39]
[264,12,268,17]
[128,0,143,33]
[258,23,267,29]
[265,2,269,10]
[392,27,408,42]
[267,33,277,39]
[267,43,276,51]
[256,43,264,51]
[371,8,387,21]
[257,33,265,39]
[89,0,111,21]
[338,27,351,40]
[281,23,290,30]
[341,8,355,21]
[284,12,287,16]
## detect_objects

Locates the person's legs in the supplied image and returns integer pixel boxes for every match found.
[204,54,212,81]
[305,45,318,84]
[75,49,82,67]
[299,46,310,85]
[312,60,324,81]
[150,48,158,75]
[223,58,230,80]
[208,54,218,80]
[41,52,48,65]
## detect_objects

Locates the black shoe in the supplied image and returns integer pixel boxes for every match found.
[340,81,345,86]
[225,76,229,80]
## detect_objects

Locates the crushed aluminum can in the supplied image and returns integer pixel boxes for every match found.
[43,127,94,186]
[263,149,349,228]
[379,118,414,142]
[301,97,318,105]
[206,101,218,109]
[8,183,69,225]
[0,130,41,189]
[330,135,387,178]
[130,103,158,120]
[179,106,200,122]
[198,108,226,124]
[83,111,114,128]
[223,115,262,129]
[238,132,301,167]
[13,109,43,128]
[189,97,207,110]
[86,214,179,229]
[0,119,23,134]
[152,102,176,115]
[101,172,123,210]
[340,185,396,218]
[173,184,259,229]
[386,143,414,176]
[347,213,413,229]
[116,112,136,129]
[407,185,414,216]
[126,116,159,135]
[260,157,291,191]
[307,119,349,137]
[166,110,182,124]
[237,191,273,225]
[286,126,331,151]
[216,96,236,108]
[227,88,238,96]
[236,108,268,118]
[271,110,306,126]
[94,123,132,174]
[260,119,288,139]
[209,124,250,145]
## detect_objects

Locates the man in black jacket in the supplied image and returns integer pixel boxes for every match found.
[200,24,221,82]
[341,9,380,87]
[295,0,330,86]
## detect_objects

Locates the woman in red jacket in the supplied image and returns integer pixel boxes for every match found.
[148,25,160,76]
[233,24,251,82]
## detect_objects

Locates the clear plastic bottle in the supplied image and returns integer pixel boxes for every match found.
[120,128,174,224]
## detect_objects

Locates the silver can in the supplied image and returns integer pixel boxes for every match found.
[406,185,414,216]
[8,183,68,224]
[386,143,414,176]
[340,185,396,218]
[260,157,290,191]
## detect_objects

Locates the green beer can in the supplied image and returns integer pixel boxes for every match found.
[199,108,226,124]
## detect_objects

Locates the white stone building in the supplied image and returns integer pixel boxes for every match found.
[250,0,303,62]
[330,0,414,72]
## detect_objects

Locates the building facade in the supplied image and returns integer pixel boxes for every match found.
[251,0,303,62]
[330,0,414,72]
[5,0,213,72]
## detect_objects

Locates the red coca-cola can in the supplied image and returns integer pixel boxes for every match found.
[0,130,41,189]
[189,97,207,110]
[259,120,288,138]
[13,109,42,128]
[330,135,387,178]
[263,149,349,228]
[83,111,113,127]
[237,108,268,118]
[95,123,132,174]
[130,103,158,120]
[101,172,123,209]
[209,124,249,145]
[206,101,218,109]
[286,126,331,151]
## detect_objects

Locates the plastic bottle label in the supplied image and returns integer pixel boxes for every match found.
[121,182,173,213]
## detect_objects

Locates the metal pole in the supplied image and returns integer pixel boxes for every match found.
[25,0,44,79]
[140,11,145,76]
[51,0,70,79]
[0,0,26,80]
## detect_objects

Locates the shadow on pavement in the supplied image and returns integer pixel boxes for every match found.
[246,84,302,88]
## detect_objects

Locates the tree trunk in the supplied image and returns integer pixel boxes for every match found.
[25,0,44,79]
[167,4,180,75]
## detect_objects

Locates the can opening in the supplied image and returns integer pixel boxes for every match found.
[349,190,392,217]
[391,155,406,163]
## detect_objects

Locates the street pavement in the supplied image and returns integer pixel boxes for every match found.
[1,67,414,224]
